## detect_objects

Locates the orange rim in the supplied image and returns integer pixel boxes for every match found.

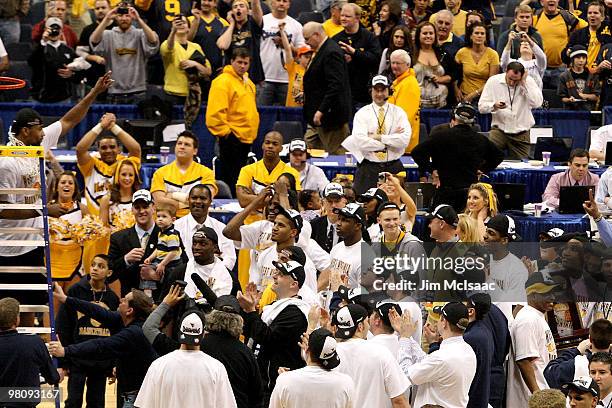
[0,76,26,90]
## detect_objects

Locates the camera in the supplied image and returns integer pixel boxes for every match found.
[49,24,61,37]
[193,0,201,9]
[117,3,129,14]
[424,75,438,88]
[378,172,387,182]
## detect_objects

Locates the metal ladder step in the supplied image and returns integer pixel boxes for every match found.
[0,188,40,195]
[0,203,43,210]
[0,227,44,234]
[0,266,47,274]
[0,284,48,290]
[17,327,52,334]
[0,240,46,247]
[19,305,49,312]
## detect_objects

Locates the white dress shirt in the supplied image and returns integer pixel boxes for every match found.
[297,163,330,193]
[174,213,237,271]
[342,102,411,163]
[479,73,543,134]
[589,124,612,158]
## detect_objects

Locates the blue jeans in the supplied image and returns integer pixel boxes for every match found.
[0,19,19,44]
[256,81,288,106]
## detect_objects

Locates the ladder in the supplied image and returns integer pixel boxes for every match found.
[0,146,60,407]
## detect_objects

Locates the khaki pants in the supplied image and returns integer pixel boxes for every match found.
[489,127,530,160]
[304,123,349,155]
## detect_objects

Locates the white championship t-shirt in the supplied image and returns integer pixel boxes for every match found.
[255,243,318,291]
[330,239,367,289]
[488,252,528,304]
[506,304,557,408]
[269,365,355,408]
[336,338,409,408]
[135,349,237,408]
[184,258,233,299]
[260,13,305,83]
[0,121,62,256]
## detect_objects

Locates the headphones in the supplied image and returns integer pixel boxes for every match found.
[450,102,477,124]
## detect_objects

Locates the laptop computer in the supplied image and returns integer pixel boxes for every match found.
[534,137,573,162]
[404,182,436,210]
[492,183,527,211]
[558,185,595,214]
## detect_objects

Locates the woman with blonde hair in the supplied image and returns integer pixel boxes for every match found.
[457,213,481,243]
[464,182,498,239]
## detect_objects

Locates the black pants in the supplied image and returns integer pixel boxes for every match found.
[353,159,405,195]
[218,133,252,196]
[65,366,106,408]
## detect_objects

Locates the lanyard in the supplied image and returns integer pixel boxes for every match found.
[507,84,518,110]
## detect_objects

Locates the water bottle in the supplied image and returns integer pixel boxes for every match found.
[416,188,423,210]
[76,79,86,99]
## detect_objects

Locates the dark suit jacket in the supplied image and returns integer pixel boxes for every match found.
[303,37,351,129]
[310,215,332,253]
[108,225,160,297]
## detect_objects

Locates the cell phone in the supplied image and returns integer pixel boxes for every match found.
[175,280,188,289]
[193,0,201,9]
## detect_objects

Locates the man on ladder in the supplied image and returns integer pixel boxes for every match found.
[0,72,113,328]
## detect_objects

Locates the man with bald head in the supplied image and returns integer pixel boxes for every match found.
[302,22,351,155]
[332,3,381,113]
[434,9,464,59]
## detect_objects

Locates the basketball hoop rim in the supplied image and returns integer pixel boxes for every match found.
[0,76,26,90]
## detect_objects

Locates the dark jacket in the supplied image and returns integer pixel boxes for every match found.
[440,34,464,60]
[242,303,308,395]
[309,215,333,252]
[411,123,504,190]
[28,41,82,103]
[483,304,510,406]
[62,297,157,395]
[201,331,264,408]
[564,24,612,66]
[544,347,584,389]
[0,330,60,408]
[332,27,382,105]
[464,319,494,408]
[108,224,187,299]
[303,37,351,129]
[55,276,120,371]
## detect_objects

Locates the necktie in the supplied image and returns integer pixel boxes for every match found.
[326,225,334,252]
[140,232,150,249]
[376,107,385,135]
[574,180,580,186]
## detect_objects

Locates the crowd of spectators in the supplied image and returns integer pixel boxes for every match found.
[4,0,612,407]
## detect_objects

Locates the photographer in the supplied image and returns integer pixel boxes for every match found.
[90,3,159,104]
[31,0,78,48]
[216,0,264,84]
[28,17,83,102]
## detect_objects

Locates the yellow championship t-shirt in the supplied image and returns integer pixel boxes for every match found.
[285,62,306,107]
[236,160,302,224]
[322,19,343,38]
[78,154,141,215]
[150,160,218,218]
[588,29,602,71]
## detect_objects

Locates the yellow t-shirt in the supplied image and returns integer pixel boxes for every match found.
[455,47,500,95]
[322,19,343,38]
[160,40,210,97]
[78,154,141,215]
[588,29,601,71]
[534,12,587,67]
[430,9,467,37]
[149,160,218,218]
[285,62,306,107]
[236,159,302,224]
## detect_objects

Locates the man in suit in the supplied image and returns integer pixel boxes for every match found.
[108,190,160,297]
[310,182,347,253]
[302,21,351,155]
